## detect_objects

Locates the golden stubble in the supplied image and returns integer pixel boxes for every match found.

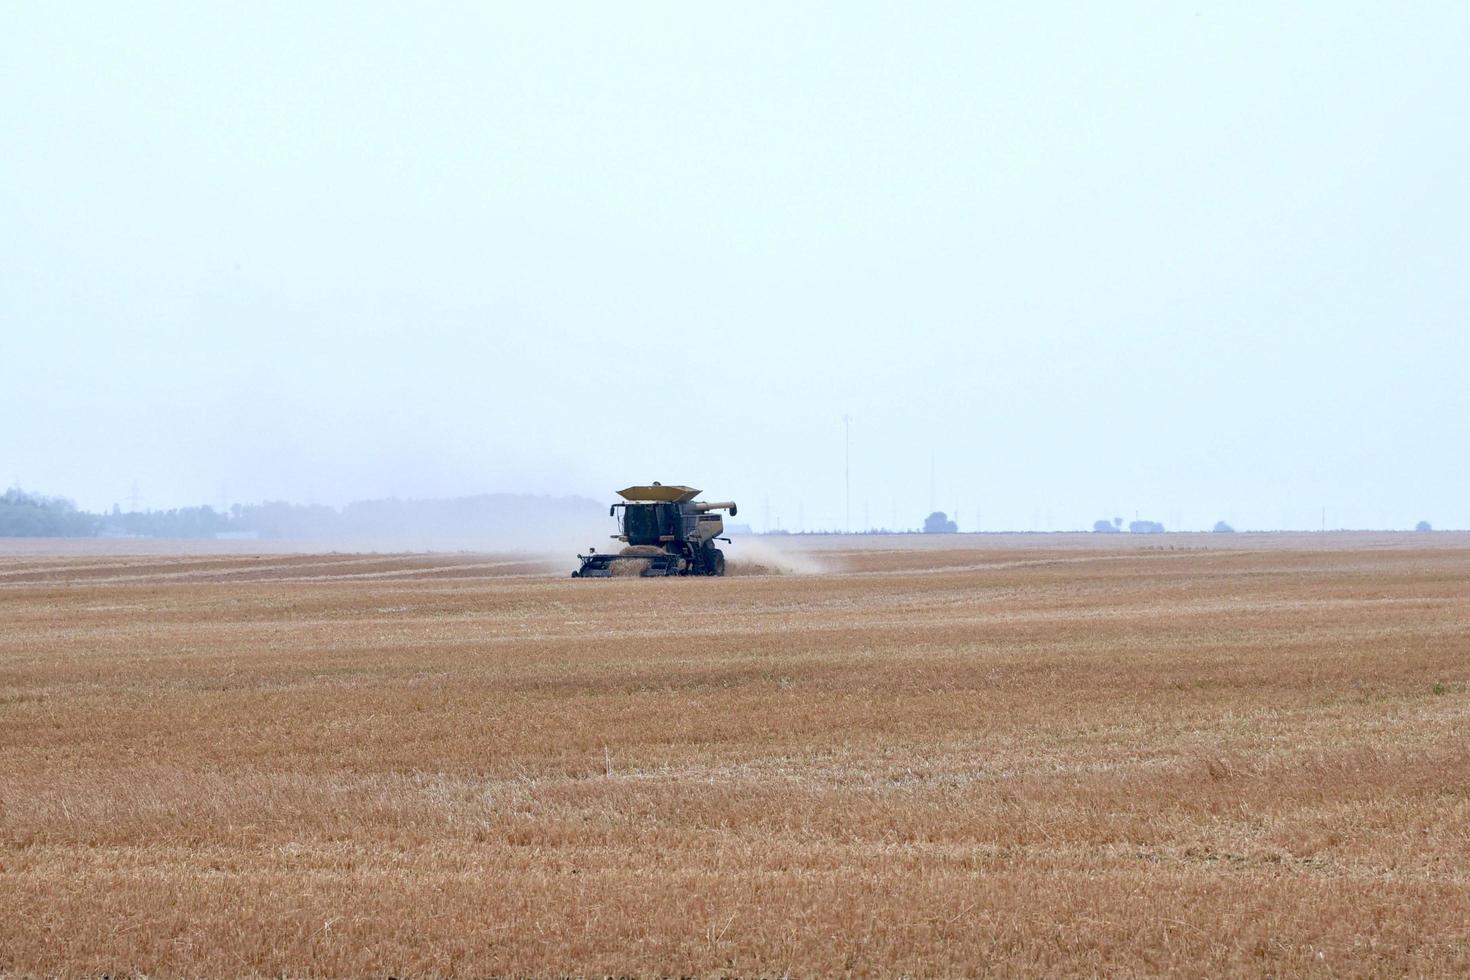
[2,536,1468,976]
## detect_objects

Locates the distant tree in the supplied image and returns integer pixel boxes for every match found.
[1212,521,1235,533]
[108,505,230,538]
[1113,517,1122,530]
[1416,520,1433,532]
[923,511,957,533]
[1128,519,1165,534]
[0,488,98,537]
[1093,519,1119,533]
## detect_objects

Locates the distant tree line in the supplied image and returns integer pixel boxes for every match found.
[1091,517,1166,533]
[0,487,606,549]
[0,488,98,537]
[105,505,233,538]
[0,489,305,538]
[1,487,1447,540]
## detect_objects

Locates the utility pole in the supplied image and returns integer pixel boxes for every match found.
[929,451,935,514]
[843,414,852,534]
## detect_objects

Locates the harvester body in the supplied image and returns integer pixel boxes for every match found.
[573,484,736,577]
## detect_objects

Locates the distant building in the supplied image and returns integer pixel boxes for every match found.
[1129,520,1165,534]
[725,523,754,535]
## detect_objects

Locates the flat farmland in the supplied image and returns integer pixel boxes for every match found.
[2,535,1469,976]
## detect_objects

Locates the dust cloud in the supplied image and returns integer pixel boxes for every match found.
[723,536,828,576]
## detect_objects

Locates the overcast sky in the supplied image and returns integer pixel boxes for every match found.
[3,3,1467,531]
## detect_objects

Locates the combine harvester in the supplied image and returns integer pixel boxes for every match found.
[572,483,737,577]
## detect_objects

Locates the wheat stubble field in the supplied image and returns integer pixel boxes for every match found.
[2,534,1469,976]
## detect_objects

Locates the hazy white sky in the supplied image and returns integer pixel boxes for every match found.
[4,3,1467,531]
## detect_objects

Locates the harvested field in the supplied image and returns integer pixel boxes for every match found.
[2,534,1469,975]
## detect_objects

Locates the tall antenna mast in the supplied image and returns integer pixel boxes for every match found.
[929,451,935,514]
[842,414,852,534]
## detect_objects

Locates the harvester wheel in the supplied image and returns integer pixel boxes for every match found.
[711,550,726,576]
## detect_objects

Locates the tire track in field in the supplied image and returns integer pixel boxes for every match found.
[0,553,371,581]
[0,554,476,585]
[0,555,558,587]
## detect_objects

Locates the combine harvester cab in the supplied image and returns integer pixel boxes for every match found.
[573,483,737,578]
